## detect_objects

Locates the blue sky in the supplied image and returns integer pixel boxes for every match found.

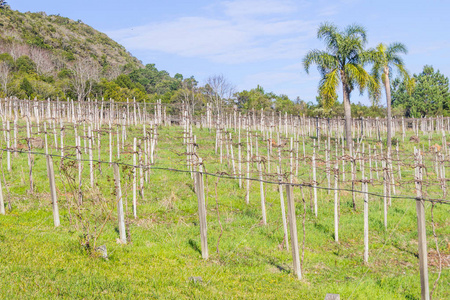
[11,0,450,105]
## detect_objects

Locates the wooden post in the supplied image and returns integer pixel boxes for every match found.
[6,120,10,172]
[396,143,401,180]
[97,128,102,174]
[351,144,356,211]
[383,161,388,230]
[26,118,33,193]
[138,139,144,198]
[334,162,339,243]
[116,126,120,159]
[258,159,267,225]
[238,127,242,188]
[60,120,64,159]
[76,134,83,205]
[278,166,289,251]
[13,119,17,158]
[246,129,250,204]
[229,132,236,177]
[326,134,330,194]
[46,155,60,227]
[285,184,301,279]
[133,137,137,219]
[109,122,112,163]
[313,140,318,217]
[374,145,379,180]
[88,126,94,188]
[363,177,368,263]
[415,149,430,300]
[0,170,4,215]
[195,171,208,259]
[113,163,127,244]
[143,124,148,183]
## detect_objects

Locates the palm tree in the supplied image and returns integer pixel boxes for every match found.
[368,42,412,151]
[303,23,374,152]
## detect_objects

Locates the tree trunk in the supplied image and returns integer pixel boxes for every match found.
[384,67,392,152]
[342,78,353,153]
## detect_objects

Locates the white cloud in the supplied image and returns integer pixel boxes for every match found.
[110,17,248,57]
[318,4,339,16]
[222,0,298,17]
[107,0,318,64]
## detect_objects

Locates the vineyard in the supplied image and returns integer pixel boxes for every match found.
[0,98,448,299]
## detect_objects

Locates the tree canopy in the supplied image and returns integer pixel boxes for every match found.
[392,65,450,117]
[367,42,411,149]
[303,22,374,150]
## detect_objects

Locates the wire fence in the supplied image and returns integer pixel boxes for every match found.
[1,148,449,206]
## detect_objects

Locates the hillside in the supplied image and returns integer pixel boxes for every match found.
[0,8,142,74]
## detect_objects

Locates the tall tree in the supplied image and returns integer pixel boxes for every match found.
[179,76,202,117]
[235,85,271,110]
[69,59,100,101]
[205,74,235,116]
[392,65,450,117]
[0,61,11,96]
[368,42,412,150]
[303,23,373,151]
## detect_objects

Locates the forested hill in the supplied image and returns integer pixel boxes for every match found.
[0,8,142,73]
[0,7,197,105]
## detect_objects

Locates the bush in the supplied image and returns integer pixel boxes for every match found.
[20,78,33,98]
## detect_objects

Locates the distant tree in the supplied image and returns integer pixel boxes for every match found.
[303,23,375,151]
[368,42,413,150]
[235,85,271,110]
[20,78,34,98]
[174,73,183,81]
[180,76,201,116]
[128,64,179,95]
[392,65,450,117]
[115,74,145,92]
[69,59,100,101]
[16,55,36,73]
[0,61,11,96]
[0,1,7,9]
[29,47,54,75]
[205,74,235,115]
[273,93,297,113]
[7,43,28,62]
[104,65,122,81]
[0,53,14,66]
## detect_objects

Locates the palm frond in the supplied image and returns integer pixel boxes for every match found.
[345,24,367,43]
[318,68,339,108]
[390,55,404,67]
[369,63,382,100]
[317,22,339,52]
[395,64,415,95]
[303,50,338,74]
[387,42,407,56]
[345,63,372,94]
[405,76,416,96]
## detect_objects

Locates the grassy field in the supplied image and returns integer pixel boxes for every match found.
[0,124,448,299]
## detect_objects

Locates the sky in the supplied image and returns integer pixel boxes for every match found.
[11,0,450,105]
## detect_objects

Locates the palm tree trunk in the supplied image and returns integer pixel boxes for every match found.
[342,83,353,153]
[385,68,392,152]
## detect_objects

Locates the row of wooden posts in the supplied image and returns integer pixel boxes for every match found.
[0,98,445,299]
[1,97,450,145]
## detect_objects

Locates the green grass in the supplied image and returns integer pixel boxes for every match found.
[0,123,448,299]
